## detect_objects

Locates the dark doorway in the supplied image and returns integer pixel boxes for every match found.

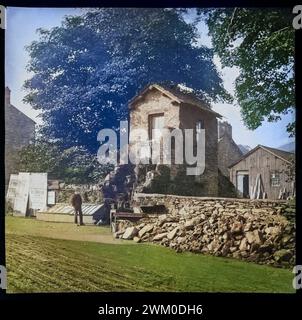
[236,171,250,198]
[242,175,249,198]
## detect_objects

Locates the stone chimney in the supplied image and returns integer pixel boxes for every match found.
[5,87,11,105]
[218,121,232,139]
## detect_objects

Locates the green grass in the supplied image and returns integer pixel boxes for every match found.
[5,216,295,293]
[5,215,132,245]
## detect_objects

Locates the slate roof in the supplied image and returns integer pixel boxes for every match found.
[129,83,222,118]
[261,145,294,162]
[229,145,294,168]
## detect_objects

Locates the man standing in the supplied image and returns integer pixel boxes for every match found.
[70,190,84,226]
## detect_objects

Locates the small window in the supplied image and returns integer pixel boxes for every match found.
[271,172,280,187]
[149,113,164,141]
[196,120,204,131]
[196,120,204,142]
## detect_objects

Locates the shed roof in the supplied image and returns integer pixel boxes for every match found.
[228,144,294,168]
[129,84,222,118]
[40,203,103,215]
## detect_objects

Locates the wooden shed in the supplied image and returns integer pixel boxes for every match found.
[229,145,294,200]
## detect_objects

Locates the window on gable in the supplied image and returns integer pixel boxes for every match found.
[196,120,204,131]
[196,120,204,142]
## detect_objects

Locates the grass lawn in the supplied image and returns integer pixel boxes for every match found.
[5,215,133,245]
[5,216,295,293]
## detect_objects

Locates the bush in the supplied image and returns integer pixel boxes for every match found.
[17,140,112,184]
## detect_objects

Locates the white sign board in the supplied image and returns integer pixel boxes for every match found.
[12,172,48,216]
[47,191,56,205]
[13,172,30,215]
[28,173,48,210]
[6,174,19,205]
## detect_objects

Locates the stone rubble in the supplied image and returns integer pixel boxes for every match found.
[114,197,295,268]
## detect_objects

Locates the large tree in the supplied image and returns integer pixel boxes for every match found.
[17,140,112,183]
[24,8,231,153]
[201,8,295,135]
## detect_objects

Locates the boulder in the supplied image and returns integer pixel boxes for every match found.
[281,235,292,245]
[167,227,179,240]
[222,231,231,241]
[169,242,178,249]
[273,249,292,262]
[133,236,141,243]
[138,224,154,238]
[245,230,263,245]
[221,243,230,256]
[179,208,188,216]
[264,226,281,237]
[250,243,260,252]
[136,223,146,230]
[259,243,273,254]
[122,227,138,240]
[209,217,216,224]
[153,232,168,241]
[231,222,243,234]
[184,219,195,230]
[239,238,249,251]
[229,246,238,253]
[199,213,206,220]
[243,222,252,232]
[176,236,186,244]
[207,240,220,252]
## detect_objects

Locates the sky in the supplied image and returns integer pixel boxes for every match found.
[5,7,295,149]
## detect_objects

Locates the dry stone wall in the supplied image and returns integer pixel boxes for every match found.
[116,194,295,268]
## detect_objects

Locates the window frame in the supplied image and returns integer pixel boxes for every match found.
[196,120,205,132]
[270,171,281,187]
[148,113,165,141]
[195,119,205,143]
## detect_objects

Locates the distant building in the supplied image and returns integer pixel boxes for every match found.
[5,87,36,187]
[238,144,251,155]
[229,145,295,200]
[217,121,243,177]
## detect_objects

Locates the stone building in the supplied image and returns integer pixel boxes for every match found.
[5,87,36,188]
[217,121,243,177]
[128,83,222,196]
